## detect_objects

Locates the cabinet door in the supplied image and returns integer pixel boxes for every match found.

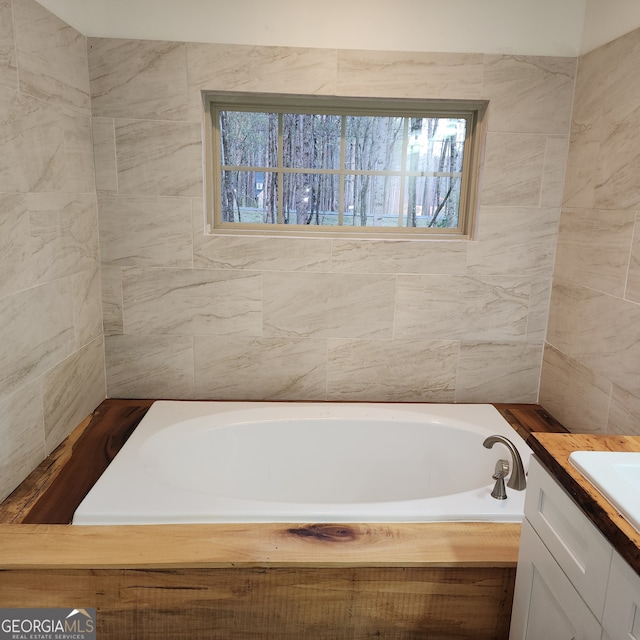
[602,551,640,640]
[510,520,602,640]
[525,457,612,619]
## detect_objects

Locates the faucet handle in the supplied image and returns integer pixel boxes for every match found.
[490,459,509,500]
[493,459,509,480]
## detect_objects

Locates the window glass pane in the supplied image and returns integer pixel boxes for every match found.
[283,172,340,225]
[219,111,277,168]
[345,116,404,172]
[344,175,401,227]
[403,176,461,228]
[406,117,467,174]
[282,114,342,170]
[221,170,278,223]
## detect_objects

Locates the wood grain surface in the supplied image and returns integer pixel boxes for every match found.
[0,400,566,640]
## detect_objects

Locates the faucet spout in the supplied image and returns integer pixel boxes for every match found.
[482,435,527,491]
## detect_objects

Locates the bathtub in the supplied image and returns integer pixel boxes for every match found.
[72,401,532,525]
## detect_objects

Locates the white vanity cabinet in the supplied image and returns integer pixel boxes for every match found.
[602,551,640,640]
[510,456,640,640]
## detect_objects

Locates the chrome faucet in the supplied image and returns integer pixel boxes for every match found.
[483,435,527,491]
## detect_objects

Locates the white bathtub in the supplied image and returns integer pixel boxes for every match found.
[72,401,532,525]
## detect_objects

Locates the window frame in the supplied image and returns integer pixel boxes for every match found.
[203,91,487,239]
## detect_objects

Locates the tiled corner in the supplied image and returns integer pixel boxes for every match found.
[456,341,542,403]
[0,381,45,503]
[91,117,117,192]
[539,344,611,434]
[13,0,90,116]
[43,336,106,453]
[607,385,640,436]
[554,207,635,297]
[467,206,559,277]
[63,114,96,193]
[0,280,75,402]
[89,38,189,121]
[105,334,195,399]
[482,55,576,134]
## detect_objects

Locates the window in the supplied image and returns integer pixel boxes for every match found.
[204,93,485,238]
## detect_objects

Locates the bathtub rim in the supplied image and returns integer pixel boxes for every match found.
[0,399,567,570]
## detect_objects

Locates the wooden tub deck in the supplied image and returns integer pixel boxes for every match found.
[0,399,566,640]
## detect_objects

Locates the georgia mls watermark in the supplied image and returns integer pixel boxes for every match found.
[0,609,96,640]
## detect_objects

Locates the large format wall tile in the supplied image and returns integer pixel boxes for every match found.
[540,345,611,434]
[480,133,547,207]
[89,38,189,121]
[13,0,90,116]
[194,233,332,272]
[467,206,559,277]
[71,265,103,348]
[187,43,337,118]
[554,207,635,296]
[0,0,105,503]
[194,336,327,400]
[625,213,640,303]
[263,272,395,339]
[547,279,640,398]
[0,382,44,502]
[123,268,262,336]
[608,385,640,436]
[572,27,640,131]
[541,135,570,207]
[115,119,202,196]
[482,55,576,134]
[456,341,541,403]
[593,117,640,210]
[91,117,117,192]
[327,338,458,402]
[89,40,578,406]
[0,87,65,193]
[105,334,195,399]
[0,193,32,298]
[336,50,484,99]
[63,114,95,193]
[43,336,106,453]
[100,265,123,336]
[331,239,467,275]
[99,194,193,267]
[0,0,17,91]
[27,193,99,283]
[0,280,75,401]
[394,275,530,341]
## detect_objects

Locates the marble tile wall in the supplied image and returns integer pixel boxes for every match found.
[540,26,640,435]
[0,0,105,501]
[91,39,576,405]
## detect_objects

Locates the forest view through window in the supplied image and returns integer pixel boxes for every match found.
[207,93,484,237]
